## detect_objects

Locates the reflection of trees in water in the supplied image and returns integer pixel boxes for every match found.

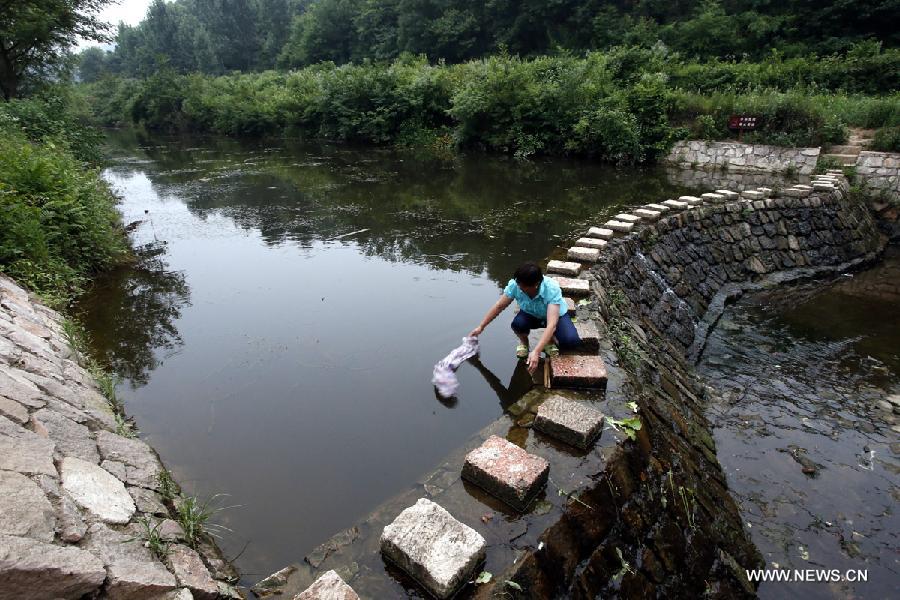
[102,131,694,285]
[76,243,191,388]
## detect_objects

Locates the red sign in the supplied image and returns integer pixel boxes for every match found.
[728,115,759,131]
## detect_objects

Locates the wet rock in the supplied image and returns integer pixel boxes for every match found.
[567,247,600,263]
[380,498,486,599]
[0,416,57,476]
[462,435,549,511]
[575,237,608,249]
[0,533,106,600]
[586,227,614,240]
[96,430,161,489]
[31,408,100,463]
[574,320,601,352]
[168,545,219,600]
[105,559,178,600]
[534,395,605,450]
[0,395,29,424]
[251,565,296,598]
[306,526,360,568]
[605,220,635,233]
[552,276,590,296]
[0,470,56,541]
[296,570,359,600]
[60,456,136,524]
[549,355,607,388]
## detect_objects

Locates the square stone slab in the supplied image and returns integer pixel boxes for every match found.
[715,190,739,200]
[784,188,810,198]
[793,184,813,190]
[662,199,688,210]
[546,260,581,277]
[678,196,702,205]
[296,570,359,600]
[741,190,764,200]
[534,396,605,449]
[613,213,641,223]
[564,297,576,313]
[813,183,836,191]
[462,435,549,510]
[549,355,607,388]
[756,187,774,197]
[381,498,486,599]
[552,277,590,296]
[644,203,670,212]
[633,208,660,221]
[575,237,607,249]
[567,247,600,263]
[701,193,725,203]
[586,227,614,239]
[574,320,600,352]
[604,220,634,233]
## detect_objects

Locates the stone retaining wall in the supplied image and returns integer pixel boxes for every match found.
[0,276,240,600]
[666,140,820,175]
[856,151,900,203]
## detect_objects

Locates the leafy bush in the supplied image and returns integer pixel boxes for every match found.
[872,126,900,152]
[821,115,849,145]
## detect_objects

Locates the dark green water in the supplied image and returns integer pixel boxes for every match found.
[77,131,700,580]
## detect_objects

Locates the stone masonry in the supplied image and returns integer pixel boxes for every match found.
[666,140,820,175]
[0,275,239,600]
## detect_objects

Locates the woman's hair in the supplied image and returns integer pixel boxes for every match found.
[514,262,543,286]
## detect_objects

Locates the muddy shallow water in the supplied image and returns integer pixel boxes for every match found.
[77,131,700,580]
[698,247,900,598]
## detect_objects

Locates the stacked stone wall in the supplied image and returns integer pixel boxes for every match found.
[856,151,900,203]
[666,141,820,175]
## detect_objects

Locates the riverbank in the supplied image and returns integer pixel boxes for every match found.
[0,274,240,599]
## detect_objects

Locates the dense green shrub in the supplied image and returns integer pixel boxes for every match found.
[872,126,900,152]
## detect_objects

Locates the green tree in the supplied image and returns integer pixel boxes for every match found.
[76,46,108,82]
[0,0,114,99]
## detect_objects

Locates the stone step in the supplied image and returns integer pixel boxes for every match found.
[644,203,671,213]
[534,396,605,450]
[613,213,641,223]
[604,220,634,234]
[586,227,614,240]
[783,187,811,198]
[575,237,607,249]
[567,247,600,263]
[701,192,725,203]
[662,199,688,210]
[828,145,862,154]
[756,187,773,198]
[678,195,703,206]
[715,190,739,200]
[546,260,581,277]
[296,570,359,599]
[741,190,765,200]
[549,355,607,388]
[552,276,590,296]
[381,498,486,600]
[564,297,576,313]
[633,208,661,221]
[574,320,600,352]
[823,153,859,163]
[461,435,550,511]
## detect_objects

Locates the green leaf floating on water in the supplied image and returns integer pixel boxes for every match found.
[627,401,639,413]
[608,416,642,440]
[475,571,492,584]
[505,580,523,591]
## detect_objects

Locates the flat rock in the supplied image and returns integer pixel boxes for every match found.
[552,277,590,296]
[604,220,634,233]
[784,187,811,198]
[678,195,703,205]
[613,213,641,223]
[0,370,45,408]
[662,199,688,209]
[549,355,608,388]
[741,190,764,200]
[0,395,29,424]
[756,187,773,197]
[106,559,178,600]
[59,494,88,543]
[168,545,218,600]
[31,408,100,463]
[564,297,576,313]
[574,237,607,249]
[0,470,56,541]
[534,396,605,449]
[129,486,169,516]
[0,418,56,476]
[567,247,600,263]
[715,190,739,199]
[381,498,486,599]
[0,533,106,600]
[574,320,600,352]
[296,570,359,600]
[251,565,296,598]
[546,260,581,276]
[462,435,549,510]
[701,193,725,203]
[586,227,614,239]
[644,203,670,212]
[96,430,161,489]
[633,208,660,221]
[61,456,136,524]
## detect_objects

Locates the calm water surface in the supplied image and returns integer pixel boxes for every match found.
[78,132,698,579]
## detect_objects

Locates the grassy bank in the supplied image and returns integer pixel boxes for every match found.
[82,51,900,160]
[0,94,129,305]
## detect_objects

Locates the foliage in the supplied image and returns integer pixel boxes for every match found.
[175,494,233,549]
[133,517,170,561]
[872,126,900,152]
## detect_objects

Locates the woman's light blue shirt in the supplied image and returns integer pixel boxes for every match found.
[503,277,568,319]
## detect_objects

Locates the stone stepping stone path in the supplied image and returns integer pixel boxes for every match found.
[586,227,614,239]
[678,195,702,205]
[613,213,641,223]
[575,237,607,249]
[633,208,661,221]
[574,320,600,352]
[604,220,634,233]
[741,190,765,200]
[461,435,550,511]
[552,276,590,296]
[296,569,359,599]
[756,187,773,197]
[567,246,600,263]
[663,199,688,210]
[644,202,671,213]
[546,260,581,276]
[534,395,606,450]
[381,498,486,599]
[549,354,608,388]
[715,190,739,200]
[701,192,725,203]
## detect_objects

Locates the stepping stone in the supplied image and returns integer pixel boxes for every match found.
[613,213,641,223]
[604,220,634,233]
[783,188,810,198]
[740,190,764,200]
[633,208,661,221]
[296,570,359,600]
[574,320,600,352]
[756,187,773,197]
[793,184,813,190]
[715,190,739,200]
[826,169,844,175]
[662,199,688,210]
[813,182,837,191]
[549,355,607,388]
[564,297,576,313]
[552,277,590,296]
[575,237,607,249]
[547,260,581,277]
[644,203,670,212]
[701,192,725,203]
[678,195,703,205]
[462,435,550,510]
[534,396,605,450]
[567,247,600,263]
[586,227,614,240]
[381,498,486,599]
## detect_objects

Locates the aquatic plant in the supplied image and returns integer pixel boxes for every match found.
[175,494,234,549]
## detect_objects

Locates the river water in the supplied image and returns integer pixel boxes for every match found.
[77,131,697,580]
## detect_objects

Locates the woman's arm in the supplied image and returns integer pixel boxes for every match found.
[469,295,513,337]
[527,304,560,373]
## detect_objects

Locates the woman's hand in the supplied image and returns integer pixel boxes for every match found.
[468,325,484,337]
[526,350,541,374]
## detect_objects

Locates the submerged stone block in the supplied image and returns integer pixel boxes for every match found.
[604,220,634,233]
[575,237,607,249]
[586,227,614,239]
[567,247,600,263]
[633,208,661,221]
[296,570,359,600]
[381,498,486,599]
[534,396,605,449]
[462,435,550,510]
[549,355,607,388]
[546,260,581,277]
[552,277,590,296]
[662,199,688,210]
[574,320,600,351]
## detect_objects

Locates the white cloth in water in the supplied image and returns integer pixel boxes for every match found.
[432,336,479,398]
